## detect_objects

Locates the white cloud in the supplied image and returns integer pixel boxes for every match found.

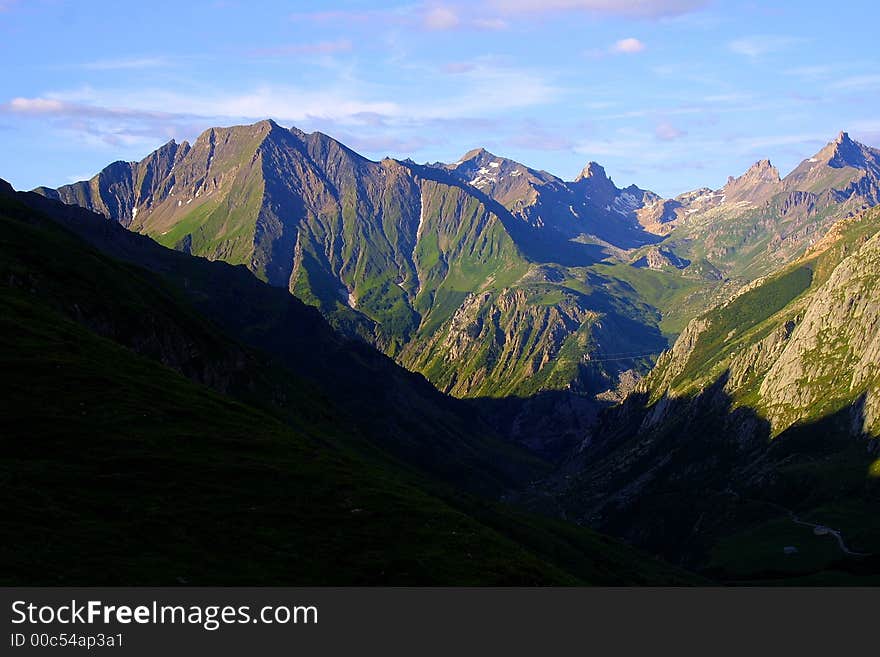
[728,35,804,58]
[82,57,171,71]
[702,93,752,103]
[1,58,559,151]
[0,96,193,149]
[655,120,685,141]
[472,17,509,30]
[611,38,646,54]
[5,98,67,114]
[507,119,574,151]
[415,65,560,117]
[424,6,461,30]
[443,62,477,74]
[487,0,708,19]
[829,74,880,91]
[247,40,353,57]
[784,65,833,79]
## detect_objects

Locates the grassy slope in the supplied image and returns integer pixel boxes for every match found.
[590,261,726,339]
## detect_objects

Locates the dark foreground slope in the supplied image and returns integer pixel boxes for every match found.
[0,180,696,585]
[13,181,545,496]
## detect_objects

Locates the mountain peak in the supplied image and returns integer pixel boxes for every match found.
[726,159,781,185]
[722,158,782,203]
[575,161,608,182]
[824,130,866,168]
[749,159,780,179]
[458,147,495,163]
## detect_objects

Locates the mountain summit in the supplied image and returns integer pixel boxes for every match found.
[722,158,782,204]
[575,161,609,182]
[819,130,875,170]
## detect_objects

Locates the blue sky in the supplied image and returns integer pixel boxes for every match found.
[2,0,880,197]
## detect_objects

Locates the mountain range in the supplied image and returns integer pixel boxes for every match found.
[35,124,880,427]
[4,120,880,584]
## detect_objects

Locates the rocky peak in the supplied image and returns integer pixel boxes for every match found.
[572,161,620,205]
[456,147,496,165]
[799,130,868,170]
[733,159,781,183]
[723,158,782,203]
[575,161,609,183]
[825,130,866,169]
[256,118,281,132]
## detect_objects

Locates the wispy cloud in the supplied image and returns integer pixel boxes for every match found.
[784,65,834,79]
[654,120,685,141]
[330,131,439,155]
[473,17,509,29]
[422,4,510,31]
[736,133,827,153]
[0,96,198,149]
[487,0,709,19]
[702,92,752,103]
[586,37,647,58]
[1,57,560,151]
[728,35,804,58]
[507,119,575,151]
[289,4,506,33]
[0,97,172,120]
[442,62,478,74]
[289,9,376,23]
[423,5,461,30]
[829,74,880,91]
[611,37,646,54]
[81,57,172,71]
[247,39,353,57]
[421,65,561,117]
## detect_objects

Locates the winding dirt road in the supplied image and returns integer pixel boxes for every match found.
[789,513,871,557]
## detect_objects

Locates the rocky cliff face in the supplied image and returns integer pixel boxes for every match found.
[759,230,880,434]
[641,206,880,436]
[36,139,189,228]
[404,286,603,398]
